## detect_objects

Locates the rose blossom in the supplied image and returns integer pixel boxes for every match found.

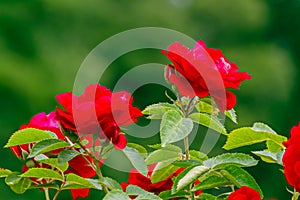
[282,122,300,192]
[162,40,251,112]
[228,186,261,200]
[121,165,201,197]
[55,84,142,150]
[9,112,99,200]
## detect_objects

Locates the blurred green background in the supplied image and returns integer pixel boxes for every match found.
[1,0,299,199]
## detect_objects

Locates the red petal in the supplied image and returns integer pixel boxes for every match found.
[70,188,90,200]
[113,134,127,150]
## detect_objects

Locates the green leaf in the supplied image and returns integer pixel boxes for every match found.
[127,143,148,158]
[223,124,287,150]
[172,166,209,193]
[151,161,180,183]
[148,143,182,152]
[37,158,69,172]
[192,173,229,191]
[266,140,283,153]
[203,153,258,169]
[159,190,190,199]
[5,172,21,186]
[0,168,12,178]
[172,160,201,168]
[190,150,209,162]
[145,144,182,165]
[224,109,237,124]
[122,146,148,176]
[64,173,102,190]
[104,190,130,200]
[195,100,214,114]
[9,177,31,194]
[58,149,81,165]
[252,150,284,164]
[126,185,162,200]
[21,168,63,181]
[221,165,263,198]
[160,110,193,147]
[28,139,70,158]
[99,177,122,190]
[189,113,226,135]
[4,128,54,148]
[142,103,182,119]
[5,172,31,194]
[252,122,276,133]
[196,193,217,200]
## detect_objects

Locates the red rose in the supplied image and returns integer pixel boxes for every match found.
[228,186,261,200]
[10,112,65,159]
[162,40,251,112]
[282,122,300,192]
[9,112,100,200]
[56,84,142,150]
[121,165,201,197]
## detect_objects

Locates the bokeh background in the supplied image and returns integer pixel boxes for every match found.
[1,0,299,199]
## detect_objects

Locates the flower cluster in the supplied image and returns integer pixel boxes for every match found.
[1,39,299,200]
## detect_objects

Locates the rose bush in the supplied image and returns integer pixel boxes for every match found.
[0,39,298,200]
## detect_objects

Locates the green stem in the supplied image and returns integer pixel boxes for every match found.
[292,191,300,200]
[78,142,110,194]
[184,137,190,160]
[44,188,50,200]
[53,183,64,200]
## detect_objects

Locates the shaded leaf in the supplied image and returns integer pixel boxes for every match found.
[151,160,180,183]
[159,190,190,199]
[221,165,263,198]
[172,166,209,193]
[126,185,162,200]
[104,190,130,200]
[192,173,229,191]
[28,139,70,158]
[58,149,80,165]
[127,143,147,158]
[189,150,208,162]
[122,146,148,176]
[196,193,217,200]
[146,145,182,165]
[172,160,201,168]
[160,110,193,147]
[99,177,122,190]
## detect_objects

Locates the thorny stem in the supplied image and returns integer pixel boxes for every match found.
[44,188,50,200]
